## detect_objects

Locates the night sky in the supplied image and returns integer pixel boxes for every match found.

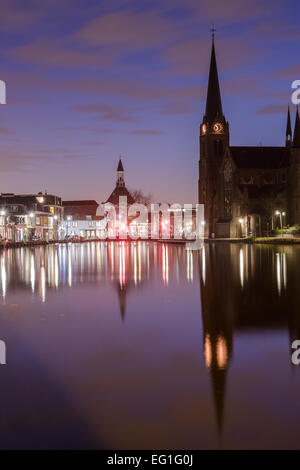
[0,0,300,204]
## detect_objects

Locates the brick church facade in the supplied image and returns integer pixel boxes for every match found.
[198,38,300,238]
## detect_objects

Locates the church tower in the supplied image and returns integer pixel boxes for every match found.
[286,106,292,147]
[198,32,229,237]
[116,157,125,187]
[290,107,300,224]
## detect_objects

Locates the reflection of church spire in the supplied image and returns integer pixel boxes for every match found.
[199,245,234,438]
[204,332,230,436]
[117,284,127,321]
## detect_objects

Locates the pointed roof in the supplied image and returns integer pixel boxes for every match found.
[293,107,300,148]
[204,39,223,124]
[286,106,292,137]
[117,158,124,171]
[106,186,134,205]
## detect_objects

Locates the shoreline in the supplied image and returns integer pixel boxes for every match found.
[2,236,300,249]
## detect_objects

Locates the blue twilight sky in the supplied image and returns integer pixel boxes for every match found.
[0,0,300,204]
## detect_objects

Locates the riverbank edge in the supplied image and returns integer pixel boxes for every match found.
[2,236,300,249]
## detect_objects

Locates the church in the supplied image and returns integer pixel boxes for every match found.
[198,37,300,238]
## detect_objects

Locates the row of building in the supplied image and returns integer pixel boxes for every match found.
[0,162,125,242]
[0,159,196,242]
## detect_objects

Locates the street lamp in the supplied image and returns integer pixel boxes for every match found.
[275,211,285,230]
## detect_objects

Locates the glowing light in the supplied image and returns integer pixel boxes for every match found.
[204,334,212,368]
[162,244,169,285]
[1,255,6,299]
[186,249,193,282]
[276,252,281,295]
[239,218,243,224]
[40,266,46,302]
[239,248,244,288]
[30,254,35,292]
[276,252,287,294]
[201,247,206,285]
[216,335,228,369]
[119,242,126,287]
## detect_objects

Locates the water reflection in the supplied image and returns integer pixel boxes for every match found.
[199,243,300,439]
[0,241,300,448]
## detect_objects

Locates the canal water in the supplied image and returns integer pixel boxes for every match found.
[0,241,299,449]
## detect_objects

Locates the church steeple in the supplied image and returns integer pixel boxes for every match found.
[286,105,292,147]
[204,34,224,125]
[293,106,300,148]
[116,156,125,187]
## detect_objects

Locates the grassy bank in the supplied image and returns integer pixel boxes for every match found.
[205,236,300,244]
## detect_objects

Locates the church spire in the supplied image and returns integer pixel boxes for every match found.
[286,105,292,147]
[293,106,300,148]
[117,156,124,172]
[116,156,125,187]
[204,31,224,124]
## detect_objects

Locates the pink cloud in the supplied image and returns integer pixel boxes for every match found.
[0,127,15,135]
[256,104,288,115]
[72,103,136,122]
[163,36,262,75]
[174,0,276,22]
[161,102,193,115]
[3,68,204,102]
[9,40,114,67]
[130,129,164,136]
[271,64,300,79]
[74,10,177,50]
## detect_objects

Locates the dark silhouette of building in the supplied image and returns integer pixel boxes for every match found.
[198,36,300,238]
[62,200,99,218]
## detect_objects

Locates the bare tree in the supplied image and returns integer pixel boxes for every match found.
[130,189,153,205]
